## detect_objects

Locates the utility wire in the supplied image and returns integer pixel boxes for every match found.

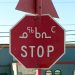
[0,24,75,26]
[66,30,75,31]
[0,30,75,33]
[0,25,13,26]
[0,32,9,33]
[0,2,75,3]
[0,31,75,33]
[1,30,75,33]
[61,24,75,25]
[66,34,75,35]
[66,41,75,42]
[0,36,9,37]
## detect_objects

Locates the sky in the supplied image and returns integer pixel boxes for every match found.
[0,0,75,44]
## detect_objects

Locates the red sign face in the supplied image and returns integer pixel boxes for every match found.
[10,16,65,68]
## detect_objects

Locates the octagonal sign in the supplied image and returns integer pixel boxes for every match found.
[10,15,65,69]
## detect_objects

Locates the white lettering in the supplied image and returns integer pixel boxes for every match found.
[20,45,54,58]
[29,46,35,58]
[21,46,27,58]
[37,46,44,58]
[47,45,54,57]
[35,27,51,39]
[51,26,56,33]
[19,32,28,39]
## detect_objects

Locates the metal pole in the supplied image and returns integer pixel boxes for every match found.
[36,69,42,75]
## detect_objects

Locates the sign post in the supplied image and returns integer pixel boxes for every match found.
[36,69,42,75]
[10,0,65,74]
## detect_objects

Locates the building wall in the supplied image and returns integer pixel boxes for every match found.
[42,64,75,75]
[42,47,75,75]
[0,47,13,75]
[0,48,13,65]
[0,65,11,75]
[0,45,75,75]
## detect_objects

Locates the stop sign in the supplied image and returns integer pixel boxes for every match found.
[10,15,65,68]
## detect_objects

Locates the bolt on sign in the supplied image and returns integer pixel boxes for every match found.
[10,16,65,68]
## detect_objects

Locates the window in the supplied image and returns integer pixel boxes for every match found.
[0,73,7,75]
[74,70,75,75]
[55,70,61,75]
[12,63,18,75]
[17,63,35,75]
[46,70,52,75]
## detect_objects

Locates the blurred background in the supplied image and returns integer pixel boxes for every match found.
[0,0,75,44]
[0,0,75,75]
